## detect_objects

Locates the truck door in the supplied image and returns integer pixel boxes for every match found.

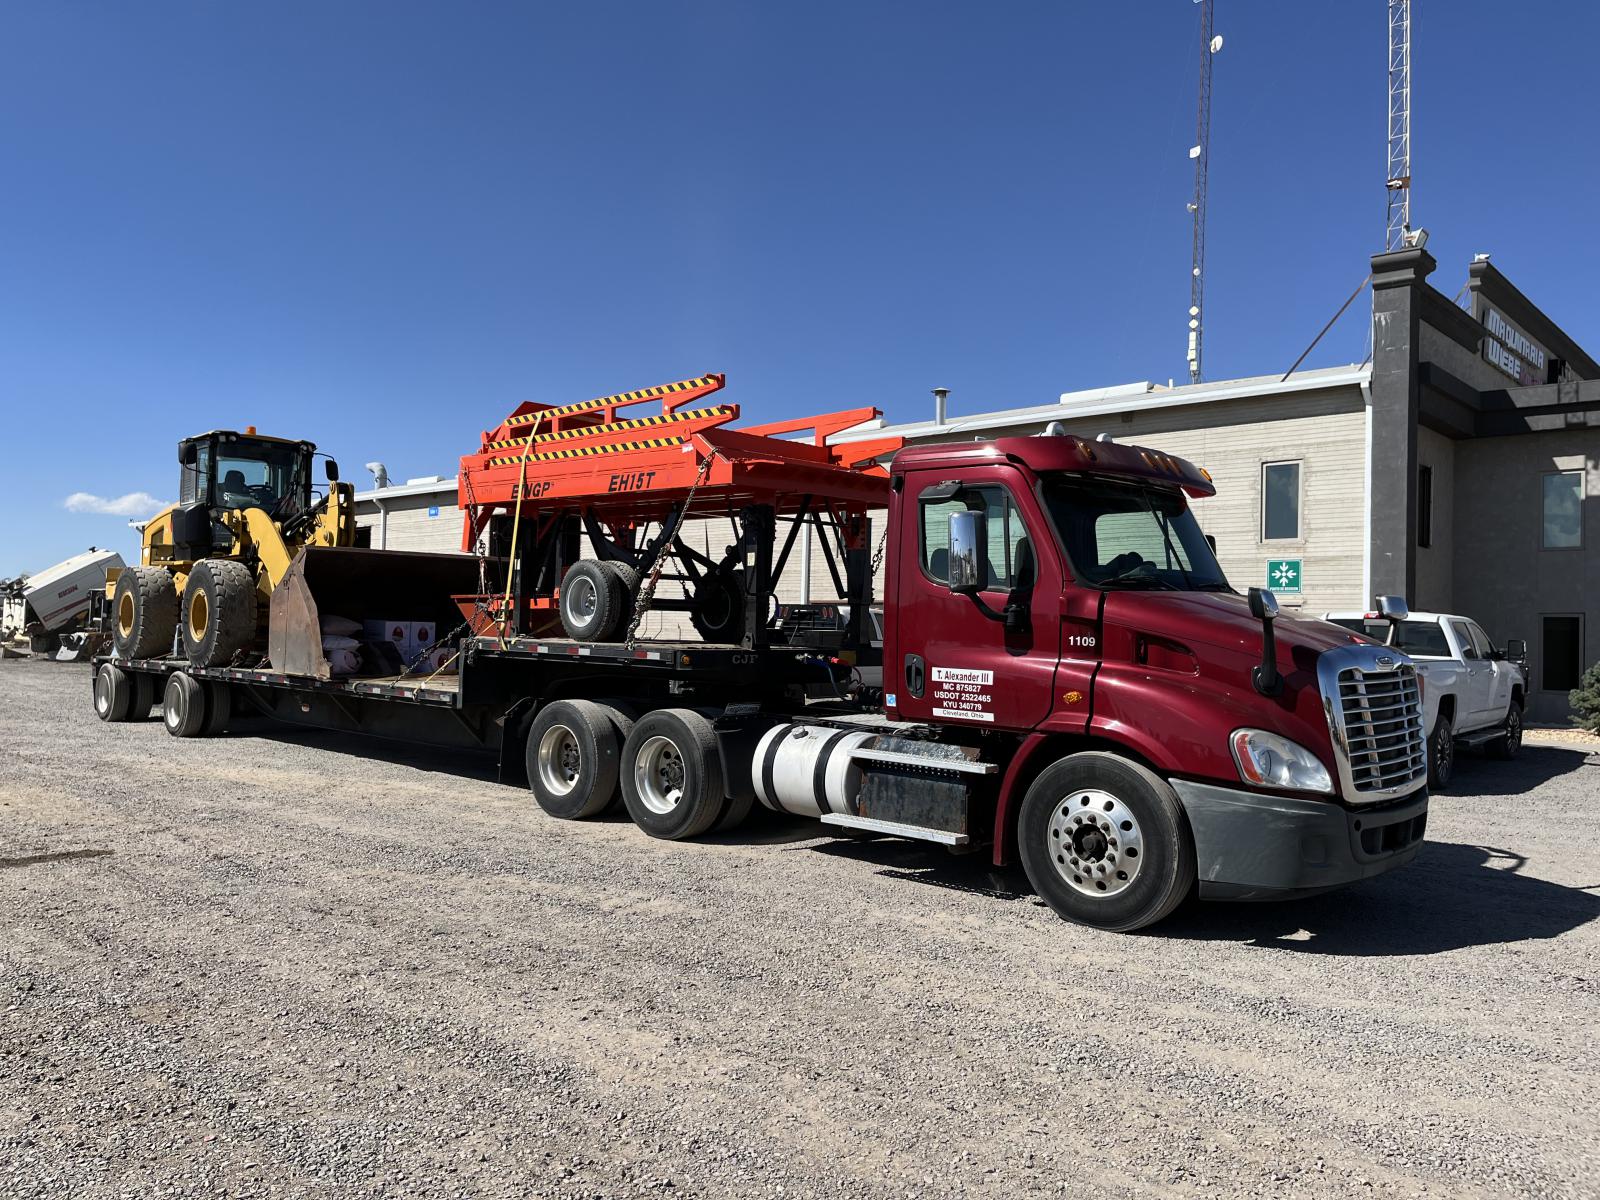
[890,468,1066,732]
[1467,621,1512,724]
[1450,618,1495,728]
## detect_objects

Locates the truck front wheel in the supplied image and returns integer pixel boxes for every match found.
[1017,752,1195,932]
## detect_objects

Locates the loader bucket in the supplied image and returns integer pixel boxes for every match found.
[269,546,484,679]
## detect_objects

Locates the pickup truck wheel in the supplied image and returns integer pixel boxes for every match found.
[621,708,725,840]
[526,699,625,819]
[1017,752,1195,932]
[1428,715,1455,789]
[1488,705,1523,761]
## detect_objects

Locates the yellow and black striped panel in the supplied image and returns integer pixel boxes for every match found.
[504,375,720,429]
[485,404,734,452]
[485,435,688,468]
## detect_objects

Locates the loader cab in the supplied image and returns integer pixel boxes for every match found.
[171,431,317,559]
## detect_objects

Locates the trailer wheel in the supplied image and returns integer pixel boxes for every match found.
[599,560,641,599]
[689,569,746,644]
[182,559,259,668]
[1017,752,1195,933]
[526,699,626,819]
[621,708,725,839]
[112,566,179,660]
[202,682,232,737]
[559,560,624,642]
[130,672,157,720]
[162,671,209,738]
[93,662,133,722]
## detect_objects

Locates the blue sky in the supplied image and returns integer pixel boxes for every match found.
[3,1,1597,577]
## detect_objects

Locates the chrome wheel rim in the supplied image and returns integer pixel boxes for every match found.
[1434,725,1453,778]
[536,723,581,796]
[1047,789,1143,898]
[634,735,685,815]
[1506,710,1522,756]
[94,669,111,714]
[563,576,598,627]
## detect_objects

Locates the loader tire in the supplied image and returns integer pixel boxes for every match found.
[559,560,624,642]
[112,567,179,660]
[182,559,259,668]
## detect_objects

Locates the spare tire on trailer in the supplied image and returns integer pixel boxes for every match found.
[181,559,259,668]
[620,708,726,840]
[112,567,179,660]
[690,569,746,644]
[559,560,625,642]
[525,698,628,819]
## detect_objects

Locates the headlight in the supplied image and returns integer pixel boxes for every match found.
[1229,728,1333,793]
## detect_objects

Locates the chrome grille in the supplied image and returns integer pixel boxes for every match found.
[1334,664,1426,795]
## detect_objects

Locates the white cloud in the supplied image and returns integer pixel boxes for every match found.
[63,491,170,517]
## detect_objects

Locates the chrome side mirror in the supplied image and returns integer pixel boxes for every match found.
[947,510,984,596]
[1376,595,1408,622]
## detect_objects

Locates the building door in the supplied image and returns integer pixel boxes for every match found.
[891,467,1067,732]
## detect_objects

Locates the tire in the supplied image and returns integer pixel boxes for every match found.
[559,560,624,642]
[599,560,641,598]
[181,559,259,667]
[202,682,232,737]
[1428,714,1455,789]
[162,671,209,738]
[1488,703,1523,761]
[712,789,756,834]
[112,567,179,660]
[1016,752,1196,933]
[620,708,725,840]
[93,663,133,722]
[525,699,627,819]
[690,569,746,644]
[130,672,157,720]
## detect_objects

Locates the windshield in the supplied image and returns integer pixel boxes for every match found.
[1040,474,1229,592]
[215,442,307,516]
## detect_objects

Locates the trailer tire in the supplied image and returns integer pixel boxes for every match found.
[526,699,625,819]
[599,561,641,599]
[93,662,133,722]
[112,567,179,660]
[202,682,232,737]
[559,560,624,642]
[1017,752,1195,933]
[182,559,259,668]
[162,671,209,738]
[621,708,725,840]
[690,569,746,644]
[130,672,157,720]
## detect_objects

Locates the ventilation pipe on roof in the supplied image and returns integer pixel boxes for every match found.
[932,387,949,427]
[365,462,390,549]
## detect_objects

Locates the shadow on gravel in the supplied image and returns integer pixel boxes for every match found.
[0,849,113,869]
[810,837,1033,902]
[240,724,501,782]
[1155,840,1600,954]
[1429,743,1598,798]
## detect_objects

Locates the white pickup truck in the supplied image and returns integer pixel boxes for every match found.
[1324,610,1527,789]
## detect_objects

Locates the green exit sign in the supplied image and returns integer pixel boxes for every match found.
[1267,558,1303,594]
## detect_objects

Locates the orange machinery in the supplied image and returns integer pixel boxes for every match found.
[456,374,902,649]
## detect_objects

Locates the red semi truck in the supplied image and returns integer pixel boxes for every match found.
[92,385,1429,932]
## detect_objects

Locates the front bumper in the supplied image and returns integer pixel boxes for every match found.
[1169,779,1428,901]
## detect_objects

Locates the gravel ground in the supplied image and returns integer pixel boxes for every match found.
[2,658,1597,1200]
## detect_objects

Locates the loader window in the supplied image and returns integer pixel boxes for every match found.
[215,443,306,516]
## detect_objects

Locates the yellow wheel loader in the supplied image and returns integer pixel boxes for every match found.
[109,428,359,667]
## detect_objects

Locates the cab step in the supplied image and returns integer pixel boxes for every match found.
[819,812,972,847]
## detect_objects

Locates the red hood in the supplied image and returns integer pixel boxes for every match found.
[1104,589,1360,663]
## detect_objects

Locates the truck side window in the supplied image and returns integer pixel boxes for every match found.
[920,485,1032,590]
[1451,620,1479,659]
[1468,623,1495,660]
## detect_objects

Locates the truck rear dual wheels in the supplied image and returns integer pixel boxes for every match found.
[1018,753,1195,933]
[94,664,159,722]
[162,673,232,738]
[559,560,640,642]
[112,567,179,660]
[182,559,259,668]
[621,708,727,840]
[526,699,633,819]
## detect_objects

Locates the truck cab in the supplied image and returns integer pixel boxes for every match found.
[883,433,1430,928]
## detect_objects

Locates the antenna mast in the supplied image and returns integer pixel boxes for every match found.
[1384,0,1412,251]
[1187,0,1219,385]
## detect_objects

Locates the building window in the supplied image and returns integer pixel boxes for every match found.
[1261,461,1301,541]
[1417,464,1433,548]
[1541,615,1583,692]
[1542,470,1583,549]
